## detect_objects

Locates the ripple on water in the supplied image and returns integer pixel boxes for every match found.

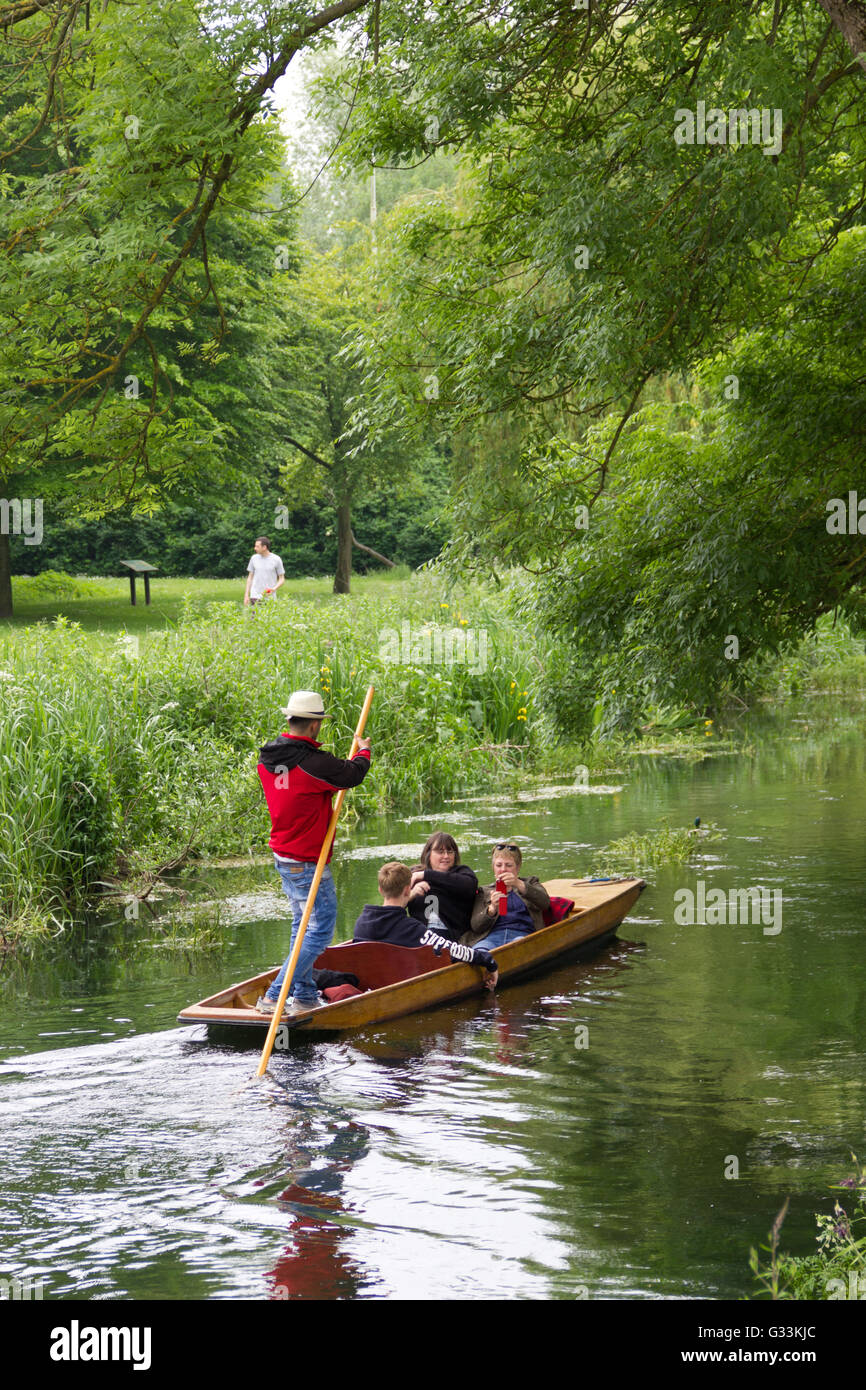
[3,710,866,1299]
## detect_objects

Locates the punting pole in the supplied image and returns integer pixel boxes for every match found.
[255,685,375,1077]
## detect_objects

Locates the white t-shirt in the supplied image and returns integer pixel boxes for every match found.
[247,552,284,598]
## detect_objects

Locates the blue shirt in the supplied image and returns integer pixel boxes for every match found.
[503,890,534,934]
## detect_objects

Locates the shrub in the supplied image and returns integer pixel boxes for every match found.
[0,579,555,936]
[750,1160,866,1300]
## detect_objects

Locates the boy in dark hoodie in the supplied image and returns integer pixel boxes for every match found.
[353,862,499,989]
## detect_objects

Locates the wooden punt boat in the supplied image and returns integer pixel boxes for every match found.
[177,876,645,1037]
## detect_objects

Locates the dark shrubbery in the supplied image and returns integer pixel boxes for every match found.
[10,488,446,580]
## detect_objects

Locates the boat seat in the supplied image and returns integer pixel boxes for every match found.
[314,940,452,991]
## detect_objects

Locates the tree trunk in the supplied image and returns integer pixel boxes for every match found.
[0,530,12,619]
[818,0,866,71]
[334,498,353,594]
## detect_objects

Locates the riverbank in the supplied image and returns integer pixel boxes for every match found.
[0,571,551,941]
[2,574,863,945]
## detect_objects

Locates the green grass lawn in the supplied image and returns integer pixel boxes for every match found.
[5,569,414,644]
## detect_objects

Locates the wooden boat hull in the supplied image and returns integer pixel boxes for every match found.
[177,877,645,1036]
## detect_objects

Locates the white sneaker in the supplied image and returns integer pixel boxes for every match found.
[255,994,322,1017]
[288,993,324,1013]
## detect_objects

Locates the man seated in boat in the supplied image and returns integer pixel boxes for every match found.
[353,862,499,989]
[461,843,551,951]
[405,831,478,940]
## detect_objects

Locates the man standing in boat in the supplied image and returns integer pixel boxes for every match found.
[256,691,371,1016]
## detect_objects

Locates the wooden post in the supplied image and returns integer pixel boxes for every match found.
[129,574,136,606]
[143,573,151,605]
[255,686,375,1077]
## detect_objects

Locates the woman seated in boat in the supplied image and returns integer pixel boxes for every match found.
[353,861,498,987]
[404,831,478,941]
[461,843,550,951]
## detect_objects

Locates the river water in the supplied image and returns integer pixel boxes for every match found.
[1,700,864,1300]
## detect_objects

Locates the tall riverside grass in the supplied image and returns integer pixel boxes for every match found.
[752,614,866,698]
[0,581,559,938]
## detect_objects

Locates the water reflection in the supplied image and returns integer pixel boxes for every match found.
[1,701,865,1299]
[267,1119,369,1301]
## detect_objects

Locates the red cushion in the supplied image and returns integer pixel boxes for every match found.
[542,896,575,926]
[322,983,364,1002]
[315,941,449,989]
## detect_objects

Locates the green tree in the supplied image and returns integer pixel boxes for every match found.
[0,0,372,617]
[530,230,866,731]
[280,239,441,591]
[329,1,866,713]
[343,2,864,455]
[5,0,866,628]
[285,44,460,253]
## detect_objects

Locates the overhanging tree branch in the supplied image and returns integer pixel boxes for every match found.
[3,0,372,451]
[351,531,395,566]
[0,0,82,162]
[230,0,371,132]
[285,434,333,470]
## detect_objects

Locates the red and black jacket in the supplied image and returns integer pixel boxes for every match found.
[257,734,371,862]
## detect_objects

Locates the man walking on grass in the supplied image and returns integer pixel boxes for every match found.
[256,690,372,1016]
[244,535,285,607]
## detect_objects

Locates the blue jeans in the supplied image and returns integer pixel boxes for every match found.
[472,922,532,951]
[266,857,338,1005]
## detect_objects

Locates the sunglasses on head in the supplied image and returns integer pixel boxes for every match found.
[494,843,520,853]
